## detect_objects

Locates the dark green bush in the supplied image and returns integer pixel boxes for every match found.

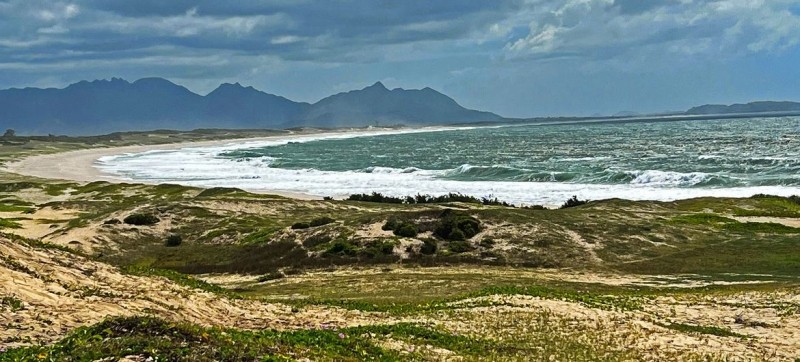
[302,233,333,248]
[480,238,495,248]
[359,240,396,258]
[523,204,547,210]
[348,192,404,204]
[420,239,437,255]
[447,229,466,241]
[349,192,516,207]
[164,234,182,247]
[560,195,588,209]
[394,222,418,238]
[123,213,160,226]
[1,295,23,311]
[448,239,473,253]
[257,272,284,282]
[324,240,357,256]
[382,218,399,231]
[434,210,481,240]
[291,222,310,230]
[309,217,336,227]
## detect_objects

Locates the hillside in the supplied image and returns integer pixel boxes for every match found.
[0,78,503,135]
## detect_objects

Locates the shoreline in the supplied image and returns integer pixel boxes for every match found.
[4,123,800,206]
[1,127,421,201]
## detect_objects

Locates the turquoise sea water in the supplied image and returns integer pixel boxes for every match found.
[98,117,800,205]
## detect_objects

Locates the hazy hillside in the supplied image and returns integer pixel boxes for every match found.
[686,101,800,115]
[0,78,503,135]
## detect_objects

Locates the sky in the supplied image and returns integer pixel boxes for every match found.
[1,0,799,118]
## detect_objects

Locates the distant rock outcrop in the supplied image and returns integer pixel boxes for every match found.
[0,78,503,135]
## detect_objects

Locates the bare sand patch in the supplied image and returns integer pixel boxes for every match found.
[732,216,800,228]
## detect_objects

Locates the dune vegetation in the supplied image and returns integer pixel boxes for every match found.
[1,131,800,361]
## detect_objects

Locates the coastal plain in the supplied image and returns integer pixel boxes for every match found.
[1,129,800,361]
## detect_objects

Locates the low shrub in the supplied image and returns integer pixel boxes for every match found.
[447,229,466,241]
[560,195,588,209]
[522,204,547,210]
[165,234,182,247]
[302,233,333,248]
[382,218,399,231]
[394,222,418,238]
[324,240,357,256]
[348,192,404,204]
[1,295,23,311]
[103,218,121,225]
[359,240,396,257]
[349,192,517,207]
[291,222,310,230]
[123,213,160,226]
[434,210,481,240]
[448,239,473,253]
[257,272,284,282]
[309,217,336,227]
[420,239,437,255]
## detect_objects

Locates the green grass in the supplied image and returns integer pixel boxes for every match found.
[0,316,398,361]
[734,195,800,218]
[0,198,35,213]
[0,295,23,311]
[671,213,737,225]
[654,322,747,338]
[1,232,85,255]
[0,218,22,229]
[1,313,725,362]
[1,316,546,361]
[617,235,800,275]
[257,280,649,314]
[671,212,800,236]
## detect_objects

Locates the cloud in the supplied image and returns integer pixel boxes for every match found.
[504,0,800,62]
[0,0,799,115]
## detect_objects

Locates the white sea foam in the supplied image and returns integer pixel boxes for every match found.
[626,170,713,186]
[93,123,800,206]
[96,147,800,207]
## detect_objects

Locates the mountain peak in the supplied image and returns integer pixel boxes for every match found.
[133,77,180,87]
[208,82,259,97]
[365,81,388,91]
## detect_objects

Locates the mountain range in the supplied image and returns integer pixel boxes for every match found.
[3,77,800,136]
[0,78,501,135]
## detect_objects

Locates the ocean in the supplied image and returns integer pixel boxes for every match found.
[96,116,800,206]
